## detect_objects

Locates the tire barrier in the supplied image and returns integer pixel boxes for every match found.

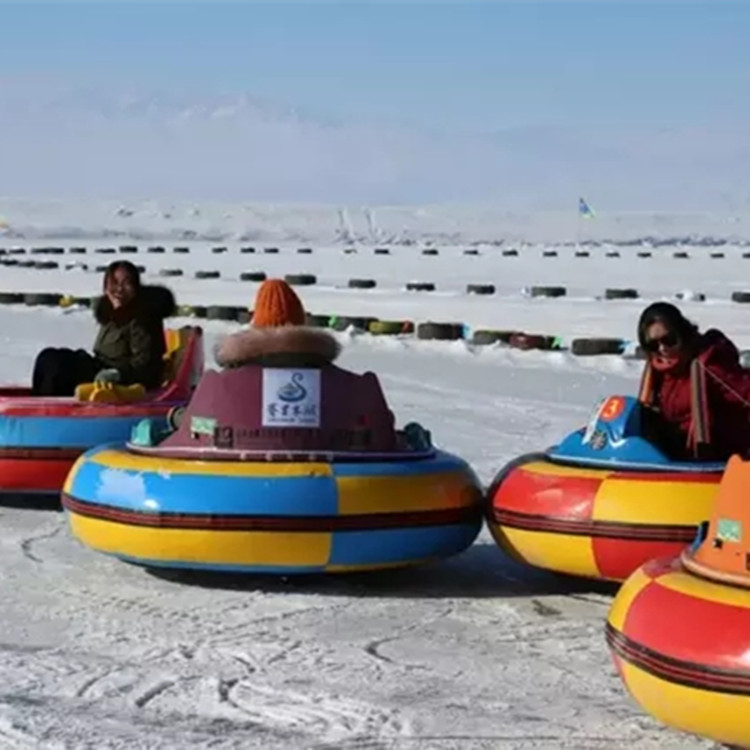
[606,251,621,258]
[676,291,706,302]
[466,284,495,295]
[344,248,357,255]
[329,315,378,332]
[575,251,590,258]
[305,313,330,328]
[119,245,138,254]
[471,330,518,346]
[406,282,435,292]
[502,249,519,257]
[69,247,86,254]
[148,246,166,254]
[65,263,88,271]
[731,291,750,304]
[24,292,61,307]
[637,251,653,258]
[297,248,313,254]
[463,249,480,256]
[542,251,558,258]
[374,248,390,255]
[744,252,750,259]
[710,252,725,259]
[176,305,208,319]
[416,322,464,341]
[510,333,557,351]
[369,320,414,335]
[570,338,625,356]
[604,288,639,300]
[529,286,566,298]
[263,247,280,254]
[95,265,108,273]
[673,251,689,259]
[348,278,377,289]
[284,274,317,286]
[212,246,228,254]
[173,246,190,254]
[240,247,256,254]
[422,249,439,256]
[18,260,35,268]
[34,261,59,270]
[8,248,25,255]
[195,270,220,280]
[206,305,242,322]
[0,292,23,304]
[159,269,184,278]
[239,271,267,282]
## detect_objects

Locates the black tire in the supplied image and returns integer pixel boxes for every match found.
[509,333,556,350]
[343,247,357,255]
[195,270,220,279]
[297,248,313,254]
[69,247,87,254]
[95,247,116,254]
[676,291,706,302]
[148,246,166,254]
[119,245,138,254]
[732,291,750,304]
[305,313,330,328]
[348,278,377,289]
[47,247,64,255]
[240,271,267,282]
[571,338,624,356]
[369,320,413,335]
[605,251,621,258]
[240,246,256,254]
[0,292,23,304]
[24,292,61,307]
[605,288,639,300]
[542,250,558,258]
[8,248,25,255]
[502,249,519,257]
[463,249,480,256]
[212,246,228,254]
[95,265,109,273]
[374,248,390,255]
[406,282,435,292]
[416,322,464,341]
[191,305,208,318]
[673,251,689,259]
[530,286,566,298]
[471,329,517,346]
[330,315,378,332]
[65,263,88,271]
[466,284,495,295]
[637,251,652,258]
[743,252,750,259]
[18,260,35,268]
[34,261,59,270]
[30,247,49,255]
[285,274,317,286]
[206,305,242,321]
[173,246,190,254]
[422,248,439,256]
[574,251,590,258]
[710,252,725,259]
[159,268,184,277]
[263,247,280,254]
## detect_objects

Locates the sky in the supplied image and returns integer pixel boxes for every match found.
[0,1,749,206]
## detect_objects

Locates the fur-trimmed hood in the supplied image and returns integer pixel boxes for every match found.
[215,326,341,368]
[94,285,177,325]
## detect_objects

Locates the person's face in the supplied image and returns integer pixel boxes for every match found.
[644,320,685,368]
[106,267,137,309]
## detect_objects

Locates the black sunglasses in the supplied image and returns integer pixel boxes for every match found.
[644,331,680,352]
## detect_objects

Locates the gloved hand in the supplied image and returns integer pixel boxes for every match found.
[94,368,121,384]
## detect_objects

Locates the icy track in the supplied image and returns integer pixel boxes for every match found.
[0,307,717,750]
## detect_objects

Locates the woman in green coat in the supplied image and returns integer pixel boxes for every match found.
[31,261,177,396]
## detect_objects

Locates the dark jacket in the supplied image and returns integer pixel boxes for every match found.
[93,285,176,388]
[645,329,750,461]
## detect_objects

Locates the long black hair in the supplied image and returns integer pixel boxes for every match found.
[637,301,699,350]
[102,260,142,292]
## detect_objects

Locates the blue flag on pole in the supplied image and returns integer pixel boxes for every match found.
[578,197,596,218]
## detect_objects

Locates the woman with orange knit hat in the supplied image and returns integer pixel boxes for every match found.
[215,278,340,369]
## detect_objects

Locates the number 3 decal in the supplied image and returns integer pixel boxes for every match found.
[600,396,625,422]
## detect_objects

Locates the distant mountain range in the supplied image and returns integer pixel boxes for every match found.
[0,80,748,208]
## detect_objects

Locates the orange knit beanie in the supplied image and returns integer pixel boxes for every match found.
[251,279,306,328]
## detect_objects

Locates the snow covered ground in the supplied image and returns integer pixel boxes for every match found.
[0,224,729,749]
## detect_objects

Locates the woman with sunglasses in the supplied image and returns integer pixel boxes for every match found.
[637,301,750,462]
